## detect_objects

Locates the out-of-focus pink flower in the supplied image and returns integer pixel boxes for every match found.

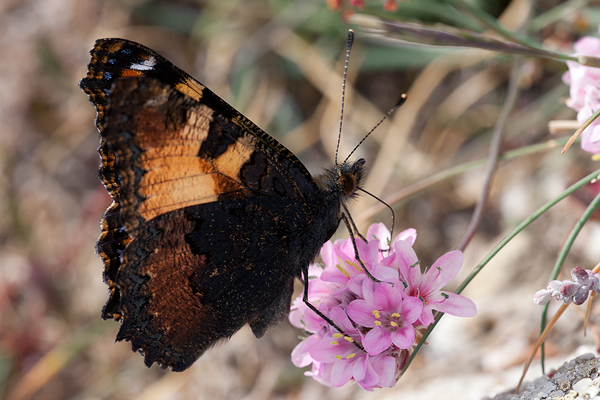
[325,0,401,11]
[326,0,344,10]
[289,224,477,390]
[349,0,364,9]
[563,31,600,154]
[534,267,600,306]
[383,0,398,11]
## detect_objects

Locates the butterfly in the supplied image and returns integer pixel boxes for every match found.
[79,37,367,371]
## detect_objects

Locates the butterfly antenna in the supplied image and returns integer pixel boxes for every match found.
[335,30,354,166]
[358,188,395,251]
[343,93,407,164]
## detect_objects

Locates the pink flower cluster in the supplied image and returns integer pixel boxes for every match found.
[563,28,600,154]
[534,266,600,306]
[327,0,399,12]
[289,223,477,390]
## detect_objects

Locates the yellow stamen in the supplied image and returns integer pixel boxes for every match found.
[373,310,381,318]
[391,312,400,318]
[347,353,356,359]
[374,320,381,326]
[390,321,398,327]
[335,355,342,360]
[333,333,343,338]
[330,341,339,345]
[344,336,354,343]
[346,261,362,272]
[336,264,351,278]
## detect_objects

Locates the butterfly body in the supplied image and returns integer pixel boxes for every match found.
[80,39,364,371]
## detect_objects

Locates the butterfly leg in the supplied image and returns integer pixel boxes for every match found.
[301,268,365,352]
[340,212,382,284]
[342,204,367,243]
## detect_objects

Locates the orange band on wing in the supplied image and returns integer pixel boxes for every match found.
[133,104,253,221]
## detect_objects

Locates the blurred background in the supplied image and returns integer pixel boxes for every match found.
[1,0,600,399]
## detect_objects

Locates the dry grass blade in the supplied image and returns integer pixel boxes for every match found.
[516,302,569,392]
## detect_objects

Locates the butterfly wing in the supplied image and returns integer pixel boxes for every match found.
[80,39,324,370]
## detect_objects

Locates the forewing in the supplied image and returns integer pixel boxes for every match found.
[79,38,317,199]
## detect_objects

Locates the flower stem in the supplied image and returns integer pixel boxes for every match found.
[562,107,600,153]
[446,0,538,48]
[349,15,578,63]
[456,57,523,251]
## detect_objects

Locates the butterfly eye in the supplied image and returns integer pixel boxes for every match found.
[338,173,358,197]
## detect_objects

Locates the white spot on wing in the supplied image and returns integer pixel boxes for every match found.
[130,56,156,71]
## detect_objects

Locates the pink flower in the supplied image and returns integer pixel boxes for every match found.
[347,278,423,354]
[289,265,339,333]
[293,306,397,390]
[289,224,477,390]
[309,307,373,386]
[563,31,600,154]
[395,245,477,325]
[534,267,600,306]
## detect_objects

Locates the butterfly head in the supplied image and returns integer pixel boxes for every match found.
[334,158,365,199]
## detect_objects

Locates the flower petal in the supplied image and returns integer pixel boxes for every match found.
[319,241,335,269]
[361,276,379,305]
[330,359,354,387]
[366,222,391,247]
[363,327,392,355]
[347,300,376,327]
[391,325,415,349]
[400,296,424,323]
[393,228,417,247]
[373,281,404,310]
[534,289,551,305]
[432,292,477,317]
[309,335,355,363]
[355,356,379,389]
[419,306,435,326]
[330,305,358,333]
[347,274,366,297]
[393,240,420,286]
[351,355,368,381]
[430,250,463,288]
[369,355,397,388]
[291,334,320,367]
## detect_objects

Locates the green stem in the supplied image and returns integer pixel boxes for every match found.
[445,0,577,63]
[447,0,538,48]
[354,17,579,63]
